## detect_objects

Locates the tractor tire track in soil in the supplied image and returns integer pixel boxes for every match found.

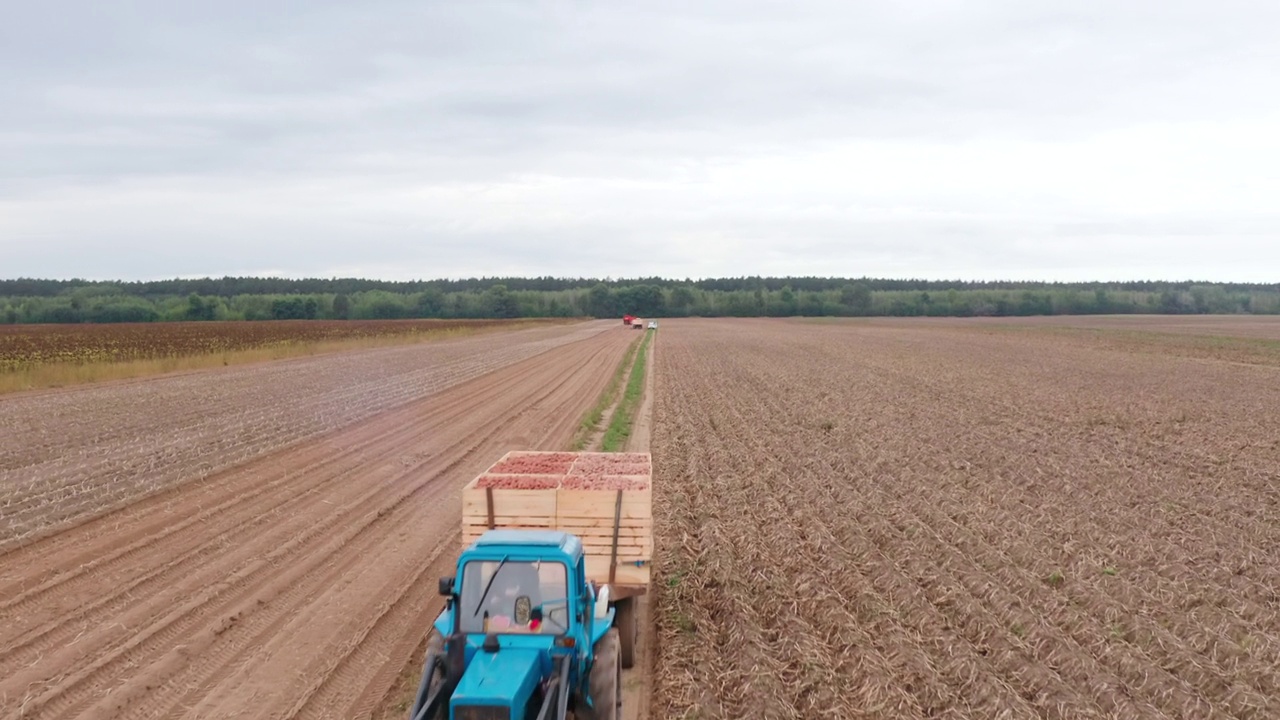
[651,317,1280,720]
[620,328,657,720]
[0,321,610,552]
[0,321,634,719]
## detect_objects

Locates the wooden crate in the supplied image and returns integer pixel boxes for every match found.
[460,451,652,587]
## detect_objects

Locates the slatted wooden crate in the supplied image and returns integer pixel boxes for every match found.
[461,451,652,587]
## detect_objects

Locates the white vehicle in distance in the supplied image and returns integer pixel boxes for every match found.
[647,320,658,329]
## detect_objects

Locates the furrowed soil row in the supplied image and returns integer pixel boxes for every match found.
[736,376,1236,718]
[835,351,1280,708]
[10,356,555,716]
[766,469,1110,717]
[0,322,608,550]
[652,342,908,718]
[756,326,1280,714]
[0,334,564,590]
[0,334,585,670]
[0,413,447,644]
[911,465,1280,709]
[651,318,1280,720]
[0,319,549,370]
[839,343,1267,715]
[700,357,1097,719]
[0,338,545,576]
[0,323,633,719]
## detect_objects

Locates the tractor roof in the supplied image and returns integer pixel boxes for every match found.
[472,529,583,557]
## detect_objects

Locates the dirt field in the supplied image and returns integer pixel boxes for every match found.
[0,318,563,395]
[0,319,552,370]
[651,317,1280,719]
[920,314,1280,339]
[8,312,1280,719]
[0,321,605,551]
[0,320,633,719]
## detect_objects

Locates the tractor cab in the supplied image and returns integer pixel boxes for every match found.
[415,530,616,720]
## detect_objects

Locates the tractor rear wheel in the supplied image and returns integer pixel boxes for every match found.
[582,628,620,720]
[614,598,637,669]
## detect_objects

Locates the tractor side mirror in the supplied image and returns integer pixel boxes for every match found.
[438,576,455,596]
[595,584,611,618]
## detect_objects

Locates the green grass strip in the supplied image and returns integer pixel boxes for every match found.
[567,333,642,451]
[600,330,652,452]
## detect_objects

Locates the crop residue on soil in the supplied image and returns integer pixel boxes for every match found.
[651,317,1280,719]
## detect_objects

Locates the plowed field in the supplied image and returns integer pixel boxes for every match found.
[0,320,632,719]
[0,319,549,372]
[7,313,1279,720]
[651,318,1280,720]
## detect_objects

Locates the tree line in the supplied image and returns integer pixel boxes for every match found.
[4,275,1279,299]
[2,277,1279,324]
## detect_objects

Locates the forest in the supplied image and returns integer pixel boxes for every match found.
[1,276,1277,323]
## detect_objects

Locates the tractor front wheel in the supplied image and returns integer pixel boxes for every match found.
[582,628,620,720]
[409,630,447,720]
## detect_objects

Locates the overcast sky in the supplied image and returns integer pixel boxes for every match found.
[2,1,1278,282]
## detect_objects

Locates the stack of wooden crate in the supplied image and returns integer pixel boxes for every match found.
[461,451,652,586]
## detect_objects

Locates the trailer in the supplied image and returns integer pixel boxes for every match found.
[462,451,650,592]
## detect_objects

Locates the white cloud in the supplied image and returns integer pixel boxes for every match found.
[2,0,1278,282]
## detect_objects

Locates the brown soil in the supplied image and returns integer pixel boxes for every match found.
[624,331,655,455]
[0,319,568,396]
[0,321,609,552]
[910,313,1280,339]
[0,321,634,719]
[651,317,1280,719]
[620,330,657,720]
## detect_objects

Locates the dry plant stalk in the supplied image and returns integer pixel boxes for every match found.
[651,317,1280,720]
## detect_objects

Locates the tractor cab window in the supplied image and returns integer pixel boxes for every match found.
[459,560,569,635]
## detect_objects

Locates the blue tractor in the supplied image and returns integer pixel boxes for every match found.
[407,529,632,720]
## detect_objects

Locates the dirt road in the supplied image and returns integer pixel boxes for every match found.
[620,331,656,720]
[0,321,633,719]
